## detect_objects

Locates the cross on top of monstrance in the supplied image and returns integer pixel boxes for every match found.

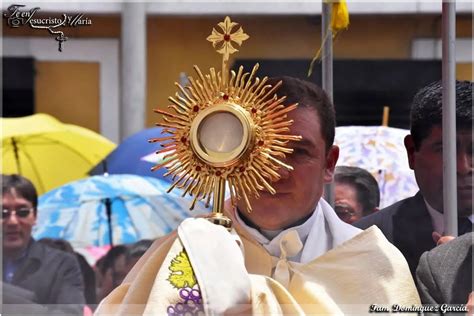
[150,16,301,229]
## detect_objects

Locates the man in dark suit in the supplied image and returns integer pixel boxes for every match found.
[2,174,85,315]
[416,233,473,305]
[355,80,473,278]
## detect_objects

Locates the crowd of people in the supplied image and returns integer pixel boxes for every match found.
[2,77,472,314]
[1,175,153,314]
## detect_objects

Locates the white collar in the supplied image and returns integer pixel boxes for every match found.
[424,198,474,235]
[235,199,361,264]
[424,199,444,234]
[235,205,319,262]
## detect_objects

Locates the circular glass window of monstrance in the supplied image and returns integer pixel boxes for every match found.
[190,104,254,167]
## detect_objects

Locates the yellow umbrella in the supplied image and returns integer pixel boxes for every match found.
[1,113,116,194]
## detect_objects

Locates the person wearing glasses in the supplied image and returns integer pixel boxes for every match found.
[2,174,85,315]
[334,166,380,224]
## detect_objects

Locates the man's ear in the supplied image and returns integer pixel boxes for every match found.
[324,145,339,183]
[404,135,416,170]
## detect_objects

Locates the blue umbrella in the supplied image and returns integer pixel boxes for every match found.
[89,127,172,182]
[33,174,209,248]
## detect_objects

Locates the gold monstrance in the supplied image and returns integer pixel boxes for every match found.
[150,17,301,228]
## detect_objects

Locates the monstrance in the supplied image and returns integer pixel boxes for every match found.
[150,17,301,229]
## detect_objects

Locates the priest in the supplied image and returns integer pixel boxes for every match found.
[95,76,420,315]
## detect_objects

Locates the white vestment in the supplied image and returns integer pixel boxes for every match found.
[95,200,420,315]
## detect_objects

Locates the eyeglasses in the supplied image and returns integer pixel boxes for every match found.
[334,205,356,221]
[2,208,34,219]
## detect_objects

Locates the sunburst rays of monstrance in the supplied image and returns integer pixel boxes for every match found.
[150,17,301,228]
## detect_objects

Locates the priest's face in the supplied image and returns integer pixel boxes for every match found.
[238,107,339,230]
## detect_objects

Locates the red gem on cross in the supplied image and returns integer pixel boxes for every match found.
[193,105,199,112]
[251,108,257,114]
[196,166,202,171]
[181,136,187,143]
[258,140,264,146]
[239,166,246,172]
[215,171,222,176]
[224,34,231,41]
[223,94,229,101]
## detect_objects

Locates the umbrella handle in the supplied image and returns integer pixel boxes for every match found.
[104,198,113,246]
[102,160,109,175]
[11,137,22,174]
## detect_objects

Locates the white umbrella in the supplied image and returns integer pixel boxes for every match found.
[335,126,419,208]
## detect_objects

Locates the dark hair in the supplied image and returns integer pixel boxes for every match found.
[410,80,472,150]
[98,245,128,275]
[335,166,380,215]
[125,239,153,264]
[38,238,74,253]
[2,174,38,212]
[267,76,336,151]
[75,253,97,306]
